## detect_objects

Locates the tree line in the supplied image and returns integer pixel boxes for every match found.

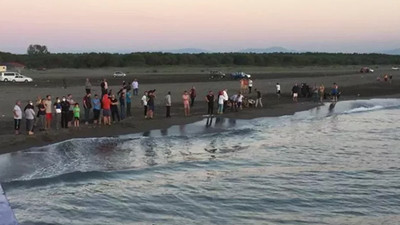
[1,49,399,69]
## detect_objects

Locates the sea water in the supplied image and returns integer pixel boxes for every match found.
[1,99,400,225]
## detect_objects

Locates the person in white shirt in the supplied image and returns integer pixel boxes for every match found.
[276,83,281,98]
[165,91,171,118]
[24,101,35,135]
[237,92,244,110]
[222,89,228,112]
[141,91,148,118]
[248,79,253,93]
[218,93,225,114]
[132,79,139,96]
[13,100,22,135]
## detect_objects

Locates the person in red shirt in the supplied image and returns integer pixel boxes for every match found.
[102,94,111,125]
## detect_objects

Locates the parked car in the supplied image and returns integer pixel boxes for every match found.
[113,71,126,77]
[360,67,374,73]
[209,70,225,79]
[231,72,251,79]
[392,67,399,71]
[0,72,33,82]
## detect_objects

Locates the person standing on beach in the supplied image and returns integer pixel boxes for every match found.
[319,84,325,103]
[66,94,75,127]
[110,95,120,122]
[37,99,46,131]
[165,91,172,118]
[218,91,225,114]
[147,90,156,119]
[24,101,35,135]
[92,94,101,125]
[119,92,126,120]
[189,86,196,107]
[44,95,52,130]
[248,79,253,94]
[53,97,62,129]
[85,78,92,94]
[255,89,263,107]
[132,79,139,96]
[83,93,92,125]
[331,83,339,102]
[237,91,244,110]
[13,100,22,135]
[182,90,190,116]
[60,96,70,128]
[102,94,111,125]
[292,84,299,102]
[142,91,148,118]
[100,78,108,99]
[126,91,132,117]
[222,89,228,112]
[276,83,281,99]
[205,91,215,115]
[73,103,80,127]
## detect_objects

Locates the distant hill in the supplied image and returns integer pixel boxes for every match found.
[381,48,400,55]
[162,48,209,54]
[239,47,297,53]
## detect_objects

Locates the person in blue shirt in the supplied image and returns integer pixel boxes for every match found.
[92,94,101,125]
[126,91,132,117]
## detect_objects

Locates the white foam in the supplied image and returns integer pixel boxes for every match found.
[344,105,384,114]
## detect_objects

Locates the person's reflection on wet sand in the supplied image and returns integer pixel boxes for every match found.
[206,116,213,127]
[161,128,168,136]
[228,118,236,127]
[215,117,224,127]
[143,130,151,136]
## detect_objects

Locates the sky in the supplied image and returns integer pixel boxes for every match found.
[0,0,399,54]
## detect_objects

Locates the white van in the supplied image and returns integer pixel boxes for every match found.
[0,72,33,82]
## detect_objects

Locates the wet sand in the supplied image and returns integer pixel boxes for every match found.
[0,66,399,154]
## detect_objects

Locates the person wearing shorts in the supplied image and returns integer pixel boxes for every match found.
[292,84,299,102]
[182,90,190,116]
[73,103,80,127]
[147,90,156,119]
[102,94,111,125]
[44,95,52,130]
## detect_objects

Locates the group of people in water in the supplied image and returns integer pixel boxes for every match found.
[12,77,339,135]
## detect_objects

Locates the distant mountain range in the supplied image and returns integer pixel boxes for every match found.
[381,48,400,55]
[239,47,297,53]
[162,48,209,54]
[162,47,297,54]
[161,47,400,55]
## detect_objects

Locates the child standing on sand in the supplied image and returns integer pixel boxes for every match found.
[73,103,80,127]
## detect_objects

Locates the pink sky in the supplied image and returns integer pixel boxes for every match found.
[0,0,399,53]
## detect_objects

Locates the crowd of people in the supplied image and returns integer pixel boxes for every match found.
[11,77,340,136]
[291,82,340,103]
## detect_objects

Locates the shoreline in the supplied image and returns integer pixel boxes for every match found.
[0,66,399,154]
[1,92,399,155]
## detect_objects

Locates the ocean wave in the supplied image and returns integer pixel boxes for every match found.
[343,105,385,114]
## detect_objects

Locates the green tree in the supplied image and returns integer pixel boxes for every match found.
[27,44,50,55]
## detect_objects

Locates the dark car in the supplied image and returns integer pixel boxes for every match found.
[231,72,251,79]
[360,67,374,73]
[209,71,225,79]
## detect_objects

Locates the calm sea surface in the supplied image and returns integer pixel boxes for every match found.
[1,98,400,225]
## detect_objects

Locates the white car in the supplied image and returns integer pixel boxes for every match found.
[392,67,399,71]
[0,72,33,82]
[113,71,126,77]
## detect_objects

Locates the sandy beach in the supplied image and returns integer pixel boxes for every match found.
[0,65,399,154]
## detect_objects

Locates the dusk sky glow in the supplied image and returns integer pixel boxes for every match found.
[1,0,399,54]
